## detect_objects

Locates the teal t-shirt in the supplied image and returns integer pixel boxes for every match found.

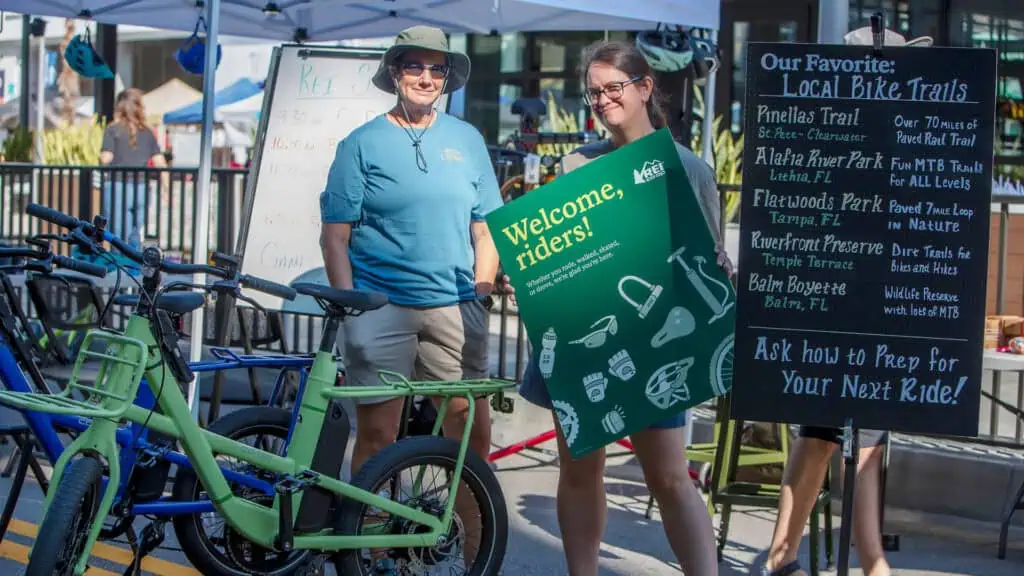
[320,113,503,307]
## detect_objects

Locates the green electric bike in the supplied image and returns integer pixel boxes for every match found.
[2,204,515,575]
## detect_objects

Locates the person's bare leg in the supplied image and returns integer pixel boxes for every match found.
[351,397,405,476]
[552,411,607,576]
[350,397,406,561]
[435,394,491,461]
[764,436,835,573]
[850,444,890,576]
[433,394,493,564]
[631,426,718,575]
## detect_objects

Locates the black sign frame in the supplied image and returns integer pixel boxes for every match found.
[730,41,999,438]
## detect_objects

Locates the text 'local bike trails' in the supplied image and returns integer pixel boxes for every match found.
[0,203,516,576]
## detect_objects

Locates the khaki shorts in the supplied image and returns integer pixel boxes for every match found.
[338,300,491,405]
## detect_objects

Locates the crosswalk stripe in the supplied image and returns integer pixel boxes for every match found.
[6,518,201,575]
[0,539,120,575]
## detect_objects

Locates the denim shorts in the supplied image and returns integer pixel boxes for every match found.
[519,356,687,430]
[101,181,144,240]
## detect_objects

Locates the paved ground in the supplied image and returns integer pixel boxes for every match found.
[0,438,1021,575]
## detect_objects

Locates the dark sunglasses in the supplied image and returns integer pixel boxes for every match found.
[398,61,450,78]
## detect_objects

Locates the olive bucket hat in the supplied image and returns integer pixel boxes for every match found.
[372,25,471,95]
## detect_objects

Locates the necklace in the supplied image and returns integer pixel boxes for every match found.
[390,106,435,172]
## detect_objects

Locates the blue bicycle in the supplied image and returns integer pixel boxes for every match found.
[0,235,320,575]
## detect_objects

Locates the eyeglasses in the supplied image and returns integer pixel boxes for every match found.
[583,76,642,105]
[398,61,450,79]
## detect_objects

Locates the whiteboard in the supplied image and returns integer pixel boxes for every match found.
[235,45,449,316]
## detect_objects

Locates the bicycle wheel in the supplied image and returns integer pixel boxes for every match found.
[333,435,508,576]
[172,406,316,576]
[26,455,103,576]
[710,332,734,397]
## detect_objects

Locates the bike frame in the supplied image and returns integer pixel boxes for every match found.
[7,301,511,575]
[0,273,314,517]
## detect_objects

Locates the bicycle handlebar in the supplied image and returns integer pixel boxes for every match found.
[24,204,297,301]
[0,247,108,278]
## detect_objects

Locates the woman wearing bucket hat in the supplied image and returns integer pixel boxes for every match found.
[760,26,932,576]
[319,25,503,568]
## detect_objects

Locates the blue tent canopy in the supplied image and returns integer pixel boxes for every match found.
[162,77,264,124]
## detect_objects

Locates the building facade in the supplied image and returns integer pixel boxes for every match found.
[0,1,1021,153]
[449,0,1022,157]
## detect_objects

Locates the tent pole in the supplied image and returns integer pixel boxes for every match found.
[34,30,45,163]
[19,15,30,128]
[690,28,719,462]
[817,0,849,44]
[186,0,222,421]
[699,29,718,164]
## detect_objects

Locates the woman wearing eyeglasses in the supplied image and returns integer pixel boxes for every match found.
[506,39,732,575]
[319,26,502,564]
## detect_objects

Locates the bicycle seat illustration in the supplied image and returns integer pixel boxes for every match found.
[651,305,695,348]
[667,246,734,324]
[645,357,695,409]
[570,315,618,348]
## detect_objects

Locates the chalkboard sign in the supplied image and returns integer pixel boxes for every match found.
[235,45,449,315]
[731,42,998,437]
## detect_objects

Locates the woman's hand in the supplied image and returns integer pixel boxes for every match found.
[496,274,517,306]
[715,242,736,284]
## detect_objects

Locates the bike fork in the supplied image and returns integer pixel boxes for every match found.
[36,417,123,576]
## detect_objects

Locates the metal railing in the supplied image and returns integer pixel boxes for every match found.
[4,160,1024,444]
[0,163,247,258]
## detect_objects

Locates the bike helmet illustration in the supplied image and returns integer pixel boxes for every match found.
[63,29,114,79]
[175,15,222,75]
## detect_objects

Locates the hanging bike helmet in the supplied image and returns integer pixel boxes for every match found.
[175,15,222,75]
[688,29,721,85]
[636,24,720,85]
[63,28,114,79]
[636,24,695,74]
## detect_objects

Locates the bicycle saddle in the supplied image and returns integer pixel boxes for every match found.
[510,98,547,121]
[292,283,388,313]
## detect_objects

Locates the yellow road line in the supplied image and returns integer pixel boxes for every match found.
[0,539,120,575]
[7,518,202,576]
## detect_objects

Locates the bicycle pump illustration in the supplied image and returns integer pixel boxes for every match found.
[667,246,733,324]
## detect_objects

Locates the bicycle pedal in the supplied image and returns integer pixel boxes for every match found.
[275,470,317,494]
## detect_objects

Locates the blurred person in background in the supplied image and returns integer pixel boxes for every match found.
[99,87,166,244]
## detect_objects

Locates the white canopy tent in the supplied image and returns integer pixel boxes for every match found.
[0,1,718,39]
[0,0,722,418]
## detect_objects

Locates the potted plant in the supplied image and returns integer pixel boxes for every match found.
[2,126,35,166]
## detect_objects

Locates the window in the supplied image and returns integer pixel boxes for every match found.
[130,40,203,94]
[848,0,941,42]
[462,31,635,144]
[950,1,1024,154]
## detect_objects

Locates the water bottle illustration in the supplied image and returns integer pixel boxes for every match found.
[539,327,557,378]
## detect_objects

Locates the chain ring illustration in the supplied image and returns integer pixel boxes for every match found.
[552,400,579,446]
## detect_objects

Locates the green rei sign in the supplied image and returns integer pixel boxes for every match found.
[487,128,737,458]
